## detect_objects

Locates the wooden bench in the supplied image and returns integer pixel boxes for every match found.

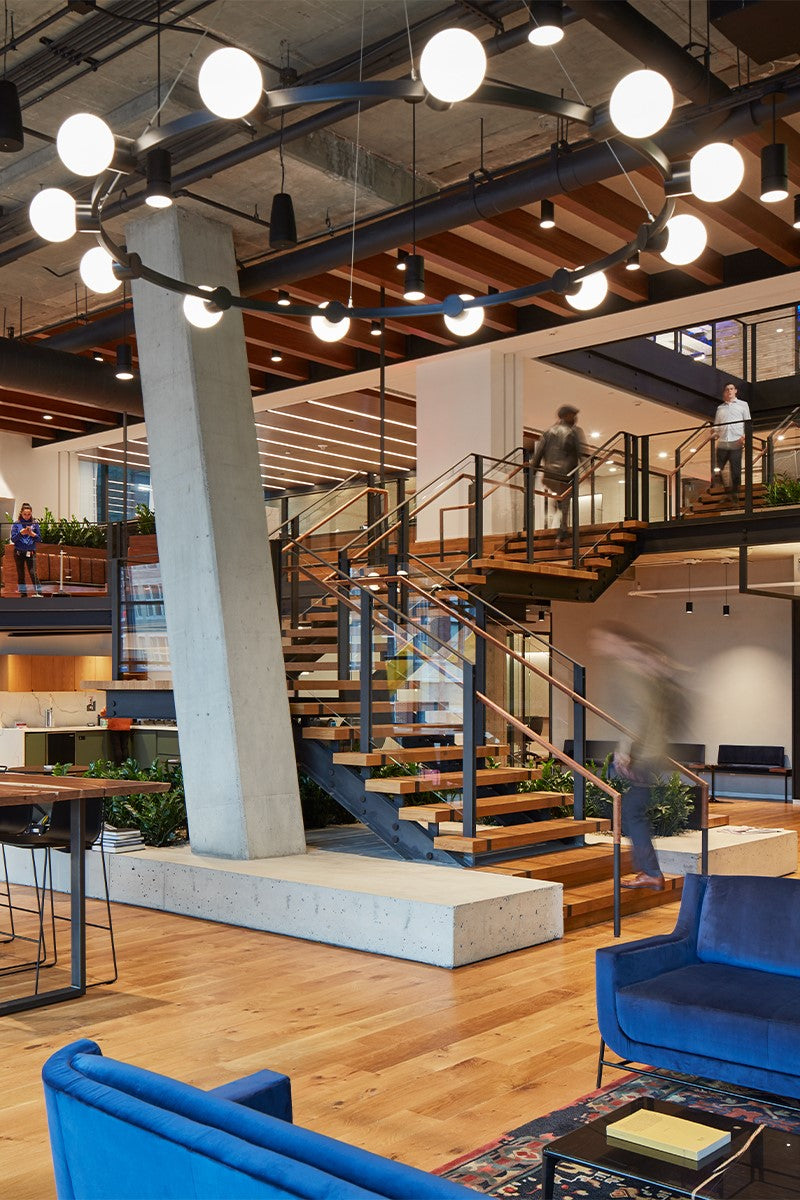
[700,744,792,802]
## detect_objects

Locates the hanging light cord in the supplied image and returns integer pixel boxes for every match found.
[156,0,161,127]
[279,111,285,191]
[412,102,416,252]
[347,0,366,309]
[141,21,210,138]
[402,0,416,79]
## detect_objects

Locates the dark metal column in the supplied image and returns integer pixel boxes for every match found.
[793,599,800,803]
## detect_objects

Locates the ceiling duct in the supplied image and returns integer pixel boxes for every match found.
[710,1,800,65]
[0,336,143,415]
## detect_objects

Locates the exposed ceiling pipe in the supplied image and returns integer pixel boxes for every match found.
[569,0,730,105]
[0,337,143,415]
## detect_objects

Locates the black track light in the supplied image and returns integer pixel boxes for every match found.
[277,289,290,306]
[527,1,564,46]
[269,191,297,249]
[625,250,641,271]
[539,198,555,229]
[370,320,382,336]
[722,603,731,617]
[145,147,172,209]
[761,142,789,203]
[115,344,133,380]
[403,253,425,301]
[270,348,283,363]
[0,79,23,152]
[685,600,693,615]
[793,195,800,230]
[396,248,409,271]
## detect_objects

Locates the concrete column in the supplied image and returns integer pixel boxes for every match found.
[127,206,304,860]
[415,346,523,543]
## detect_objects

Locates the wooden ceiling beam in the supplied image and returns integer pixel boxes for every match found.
[244,345,309,382]
[414,231,571,316]
[0,400,87,433]
[737,122,800,191]
[679,188,800,268]
[0,412,58,438]
[558,181,724,285]
[274,275,435,352]
[0,387,119,426]
[242,313,355,370]
[472,211,649,303]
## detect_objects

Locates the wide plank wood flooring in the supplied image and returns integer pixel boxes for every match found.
[1,797,798,1199]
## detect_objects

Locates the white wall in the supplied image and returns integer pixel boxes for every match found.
[0,432,59,521]
[551,558,793,764]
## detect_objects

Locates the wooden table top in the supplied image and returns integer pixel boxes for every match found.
[0,774,170,805]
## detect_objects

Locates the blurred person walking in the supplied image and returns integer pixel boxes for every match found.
[530,404,588,546]
[714,382,751,502]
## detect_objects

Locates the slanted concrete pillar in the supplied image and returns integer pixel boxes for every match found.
[415,346,523,542]
[127,206,304,860]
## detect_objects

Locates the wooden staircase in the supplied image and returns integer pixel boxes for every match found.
[684,481,767,518]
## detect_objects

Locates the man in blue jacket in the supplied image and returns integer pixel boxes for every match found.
[10,502,43,596]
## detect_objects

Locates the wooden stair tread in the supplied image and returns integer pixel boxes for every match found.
[471,558,599,581]
[289,679,418,692]
[480,845,636,884]
[291,701,436,716]
[333,744,509,767]
[608,531,637,542]
[582,557,612,569]
[434,817,610,853]
[398,792,572,822]
[303,721,463,742]
[593,543,628,556]
[367,767,543,795]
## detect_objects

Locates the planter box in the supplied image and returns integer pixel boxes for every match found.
[2,542,107,597]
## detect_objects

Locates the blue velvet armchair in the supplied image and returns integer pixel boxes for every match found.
[596,873,800,1099]
[43,1040,473,1199]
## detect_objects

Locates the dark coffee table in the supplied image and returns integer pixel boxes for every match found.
[542,1098,800,1199]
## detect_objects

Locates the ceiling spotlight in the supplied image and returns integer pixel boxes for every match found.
[662,214,707,265]
[42,413,53,421]
[396,249,409,271]
[658,450,668,459]
[793,196,800,230]
[722,603,731,617]
[0,79,24,152]
[79,246,121,294]
[183,285,223,329]
[92,352,104,362]
[566,270,608,311]
[685,600,693,614]
[115,344,134,381]
[539,198,555,229]
[198,47,263,119]
[29,188,77,242]
[403,254,426,301]
[689,142,744,202]
[269,191,297,249]
[145,147,173,209]
[270,349,283,362]
[761,141,789,203]
[310,300,350,343]
[625,250,641,271]
[443,293,485,337]
[56,113,115,176]
[277,289,290,306]
[419,28,487,103]
[609,69,673,139]
[527,1,564,46]
[370,320,382,336]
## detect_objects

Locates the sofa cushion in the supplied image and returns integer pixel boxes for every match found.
[696,876,800,978]
[717,744,784,768]
[616,962,800,1075]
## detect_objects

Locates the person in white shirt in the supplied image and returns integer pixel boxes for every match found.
[714,382,751,500]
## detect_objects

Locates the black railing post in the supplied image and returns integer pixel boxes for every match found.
[366,473,381,567]
[572,662,586,820]
[387,552,398,615]
[640,435,650,523]
[337,551,350,680]
[571,471,580,568]
[474,600,487,747]
[396,475,406,561]
[271,539,282,619]
[630,434,639,520]
[462,661,477,839]
[360,589,374,751]
[674,447,682,521]
[290,516,300,629]
[473,455,484,561]
[524,449,535,564]
[744,420,754,515]
[108,523,122,679]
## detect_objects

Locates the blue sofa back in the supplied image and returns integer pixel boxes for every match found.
[43,1041,471,1200]
[697,875,800,978]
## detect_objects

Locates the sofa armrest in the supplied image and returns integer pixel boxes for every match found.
[209,1070,292,1122]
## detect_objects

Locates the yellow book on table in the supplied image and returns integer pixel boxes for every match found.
[606,1109,732,1165]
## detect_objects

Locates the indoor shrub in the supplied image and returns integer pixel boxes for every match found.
[764,472,800,508]
[85,757,187,846]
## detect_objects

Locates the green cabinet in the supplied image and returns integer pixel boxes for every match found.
[75,730,107,765]
[132,729,179,765]
[25,732,47,767]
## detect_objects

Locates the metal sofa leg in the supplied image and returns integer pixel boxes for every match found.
[596,1038,605,1089]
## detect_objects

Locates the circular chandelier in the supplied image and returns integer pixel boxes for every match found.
[27,26,757,347]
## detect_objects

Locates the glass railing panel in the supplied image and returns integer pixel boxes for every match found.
[119,560,171,680]
[714,318,746,378]
[753,316,796,381]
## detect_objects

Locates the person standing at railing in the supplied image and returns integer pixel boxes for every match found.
[714,382,751,502]
[10,502,43,597]
[592,623,688,892]
[530,404,589,547]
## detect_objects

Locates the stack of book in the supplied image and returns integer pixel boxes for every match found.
[606,1108,732,1167]
[92,826,145,854]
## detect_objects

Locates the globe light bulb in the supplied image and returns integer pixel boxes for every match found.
[311,301,350,343]
[443,295,485,337]
[419,28,487,103]
[690,143,745,202]
[609,69,673,139]
[566,270,608,311]
[183,285,223,329]
[56,113,115,176]
[662,214,707,266]
[198,47,263,119]
[29,188,76,242]
[79,246,120,294]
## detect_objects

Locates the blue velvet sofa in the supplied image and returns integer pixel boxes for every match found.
[596,874,800,1099]
[43,1040,473,1199]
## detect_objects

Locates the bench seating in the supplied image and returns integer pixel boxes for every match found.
[43,1039,472,1199]
[703,744,791,801]
[596,874,800,1100]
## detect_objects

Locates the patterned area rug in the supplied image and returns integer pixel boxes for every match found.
[437,1073,800,1197]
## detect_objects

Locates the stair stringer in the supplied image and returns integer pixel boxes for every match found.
[293,724,464,867]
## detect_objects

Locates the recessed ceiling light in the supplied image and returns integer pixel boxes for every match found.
[776,326,784,333]
[42,414,53,421]
[590,430,600,438]
[658,451,668,458]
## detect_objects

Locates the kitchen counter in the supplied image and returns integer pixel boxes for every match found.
[0,724,179,768]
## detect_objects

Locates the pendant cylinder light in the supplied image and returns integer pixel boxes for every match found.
[761,141,789,202]
[115,344,133,380]
[145,147,172,208]
[0,79,24,152]
[539,199,555,229]
[528,1,564,46]
[269,191,297,249]
[403,253,425,301]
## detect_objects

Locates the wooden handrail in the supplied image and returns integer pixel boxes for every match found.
[281,487,388,552]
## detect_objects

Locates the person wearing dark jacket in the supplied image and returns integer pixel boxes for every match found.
[530,404,589,545]
[10,502,43,597]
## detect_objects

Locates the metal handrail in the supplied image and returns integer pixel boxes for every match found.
[270,470,365,540]
[281,487,388,552]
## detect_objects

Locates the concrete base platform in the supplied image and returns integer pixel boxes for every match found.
[3,839,563,969]
[589,826,797,877]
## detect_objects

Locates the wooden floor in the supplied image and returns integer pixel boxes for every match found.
[1,797,798,1199]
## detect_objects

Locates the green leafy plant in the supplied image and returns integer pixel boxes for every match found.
[298,771,357,829]
[84,757,187,846]
[38,507,106,548]
[583,754,692,837]
[135,503,156,535]
[764,473,800,508]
